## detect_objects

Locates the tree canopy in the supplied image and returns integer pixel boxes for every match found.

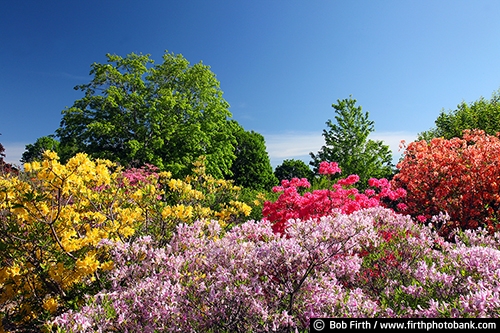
[274,159,314,183]
[229,124,278,191]
[418,89,500,141]
[54,51,237,179]
[310,97,394,189]
[21,135,60,164]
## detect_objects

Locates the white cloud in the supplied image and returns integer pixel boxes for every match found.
[369,131,419,158]
[264,133,324,158]
[1,142,26,167]
[263,132,323,168]
[263,131,418,168]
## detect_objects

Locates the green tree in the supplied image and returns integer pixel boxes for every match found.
[54,51,236,179]
[21,135,60,163]
[418,89,500,141]
[229,124,278,191]
[309,97,394,189]
[274,159,314,183]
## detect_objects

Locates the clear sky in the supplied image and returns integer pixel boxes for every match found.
[2,0,500,168]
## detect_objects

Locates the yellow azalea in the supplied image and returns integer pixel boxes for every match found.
[23,161,32,172]
[188,188,204,200]
[83,211,107,225]
[215,209,229,218]
[106,220,120,234]
[29,160,41,171]
[42,150,59,161]
[60,230,82,252]
[197,206,212,218]
[99,260,114,271]
[75,253,100,276]
[48,263,66,284]
[117,207,142,226]
[0,152,258,330]
[218,219,227,229]
[82,225,109,247]
[6,265,21,278]
[230,200,252,216]
[65,153,92,171]
[161,205,173,219]
[11,205,29,220]
[130,188,144,201]
[42,296,59,314]
[168,179,183,191]
[162,204,194,221]
[119,226,136,238]
[173,204,193,221]
[159,171,172,178]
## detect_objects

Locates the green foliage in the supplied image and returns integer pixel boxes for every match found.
[54,51,237,179]
[229,124,278,191]
[274,159,314,183]
[418,89,500,141]
[310,97,394,189]
[21,135,60,163]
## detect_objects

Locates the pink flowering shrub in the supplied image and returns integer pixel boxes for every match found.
[263,161,406,234]
[120,163,160,187]
[49,207,500,332]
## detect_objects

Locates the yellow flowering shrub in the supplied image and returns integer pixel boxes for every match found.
[0,153,255,331]
[0,151,163,330]
[144,157,253,244]
[169,159,251,221]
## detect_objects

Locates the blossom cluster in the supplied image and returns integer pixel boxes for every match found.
[262,166,406,234]
[392,129,500,237]
[49,207,500,332]
[318,161,342,175]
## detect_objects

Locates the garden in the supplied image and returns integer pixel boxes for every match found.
[1,129,499,332]
[1,51,500,332]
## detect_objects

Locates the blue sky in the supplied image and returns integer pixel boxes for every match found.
[2,0,500,168]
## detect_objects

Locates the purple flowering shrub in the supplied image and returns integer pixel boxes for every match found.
[49,207,500,332]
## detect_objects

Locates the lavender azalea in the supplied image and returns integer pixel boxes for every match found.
[49,207,500,332]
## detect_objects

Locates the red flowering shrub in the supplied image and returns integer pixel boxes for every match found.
[263,162,406,234]
[0,142,18,176]
[391,129,500,238]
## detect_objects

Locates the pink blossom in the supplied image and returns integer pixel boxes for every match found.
[318,161,342,175]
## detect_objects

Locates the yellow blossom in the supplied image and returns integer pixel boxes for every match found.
[75,254,100,276]
[42,296,59,314]
[7,265,21,278]
[100,260,114,271]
